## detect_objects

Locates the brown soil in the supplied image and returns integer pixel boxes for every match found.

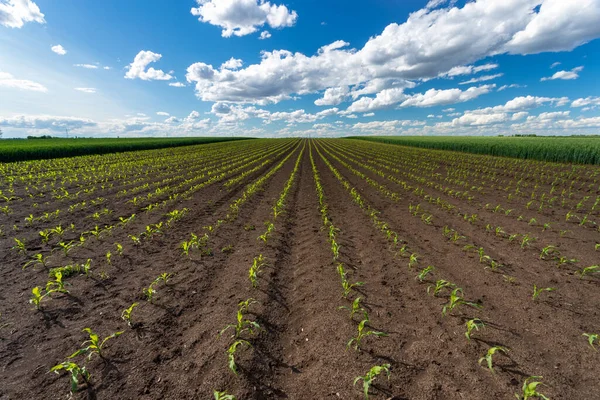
[0,139,598,400]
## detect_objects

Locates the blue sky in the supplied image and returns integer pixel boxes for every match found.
[1,0,599,138]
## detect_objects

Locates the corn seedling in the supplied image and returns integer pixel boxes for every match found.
[416,266,435,282]
[22,253,48,270]
[29,286,50,310]
[105,251,112,265]
[347,316,387,351]
[49,361,90,394]
[465,318,485,340]
[214,390,236,400]
[427,279,455,296]
[129,234,141,246]
[337,263,364,299]
[478,346,508,373]
[143,286,156,302]
[539,245,559,260]
[515,376,549,400]
[583,333,598,351]
[12,238,27,255]
[503,275,518,285]
[46,271,69,294]
[56,241,76,256]
[520,234,536,249]
[532,285,555,301]
[121,303,139,327]
[353,364,391,400]
[69,328,123,360]
[39,229,51,244]
[339,297,366,320]
[249,255,266,288]
[221,245,234,253]
[442,288,482,316]
[556,256,578,268]
[576,265,599,279]
[408,253,419,269]
[115,243,123,256]
[595,243,600,251]
[221,299,261,338]
[227,340,251,375]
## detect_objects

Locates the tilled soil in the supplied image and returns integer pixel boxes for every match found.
[0,139,598,400]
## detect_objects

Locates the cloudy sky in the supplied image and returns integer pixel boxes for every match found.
[1,0,600,138]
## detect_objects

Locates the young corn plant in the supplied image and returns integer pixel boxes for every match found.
[121,303,139,328]
[249,255,266,288]
[214,390,236,400]
[416,266,435,282]
[337,263,364,299]
[220,299,261,339]
[49,361,90,394]
[353,364,391,400]
[532,285,555,301]
[22,253,48,270]
[478,346,508,373]
[46,271,69,294]
[576,265,600,279]
[69,328,123,360]
[539,245,559,260]
[227,340,251,375]
[520,234,536,249]
[465,318,485,340]
[442,288,482,316]
[29,286,51,310]
[11,238,27,255]
[583,333,598,351]
[408,253,419,269]
[427,279,455,296]
[515,376,549,400]
[339,297,366,320]
[57,241,76,256]
[347,316,387,351]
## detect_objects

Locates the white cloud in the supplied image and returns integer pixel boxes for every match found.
[541,66,584,81]
[550,62,561,68]
[0,0,44,28]
[125,50,172,81]
[314,86,349,106]
[571,97,600,108]
[459,73,503,85]
[259,30,271,39]
[165,116,179,124]
[74,64,99,69]
[137,113,147,117]
[504,0,600,54]
[221,57,243,70]
[363,112,375,117]
[444,63,499,77]
[498,83,526,91]
[169,82,186,87]
[0,114,96,131]
[103,66,111,70]
[74,87,96,93]
[51,44,67,55]
[443,108,455,112]
[0,71,47,92]
[185,0,600,106]
[347,84,494,113]
[190,0,297,38]
[156,111,170,116]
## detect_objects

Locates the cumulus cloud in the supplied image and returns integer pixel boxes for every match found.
[571,97,600,108]
[259,30,271,39]
[221,57,243,70]
[0,71,47,92]
[125,51,173,81]
[0,114,96,131]
[51,44,67,55]
[190,0,298,37]
[168,82,186,87]
[459,73,503,85]
[541,66,584,81]
[347,84,494,113]
[185,0,600,105]
[74,87,96,93]
[314,86,349,106]
[156,111,170,116]
[0,0,44,28]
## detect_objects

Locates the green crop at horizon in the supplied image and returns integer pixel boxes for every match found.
[346,136,600,165]
[0,137,252,162]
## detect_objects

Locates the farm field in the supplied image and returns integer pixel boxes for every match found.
[0,138,599,400]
